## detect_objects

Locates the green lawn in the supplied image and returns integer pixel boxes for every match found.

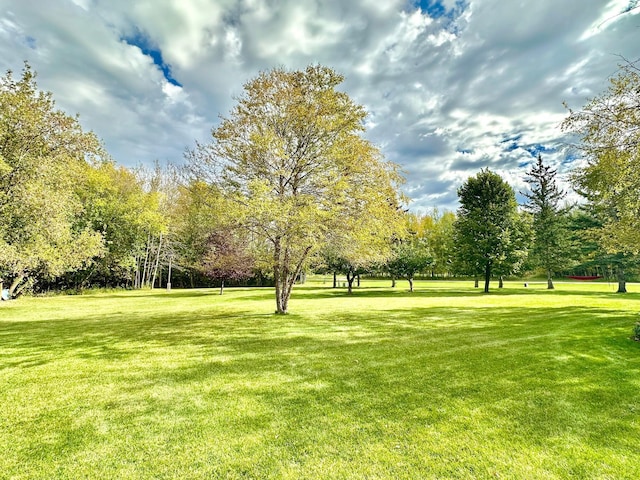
[1,279,639,479]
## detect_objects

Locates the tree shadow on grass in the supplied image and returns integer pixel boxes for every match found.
[2,301,640,478]
[2,300,637,369]
[289,285,640,302]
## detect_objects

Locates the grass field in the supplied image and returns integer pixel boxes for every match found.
[1,278,639,479]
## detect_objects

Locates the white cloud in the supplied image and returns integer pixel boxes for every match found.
[580,0,640,40]
[0,0,635,211]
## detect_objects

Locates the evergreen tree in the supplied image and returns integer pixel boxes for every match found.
[522,154,569,289]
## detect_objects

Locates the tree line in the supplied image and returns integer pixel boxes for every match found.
[1,61,639,312]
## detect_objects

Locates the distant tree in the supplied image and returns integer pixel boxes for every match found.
[169,180,227,287]
[492,211,532,287]
[386,238,433,292]
[521,154,570,289]
[566,205,635,293]
[0,64,103,297]
[453,169,521,293]
[320,219,399,294]
[186,65,404,313]
[423,210,456,278]
[67,161,166,290]
[202,229,254,294]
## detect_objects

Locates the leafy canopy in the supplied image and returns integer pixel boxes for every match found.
[0,64,104,295]
[187,65,404,313]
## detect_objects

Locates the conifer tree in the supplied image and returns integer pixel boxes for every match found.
[522,154,569,289]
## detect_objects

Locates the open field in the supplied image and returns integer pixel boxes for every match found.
[1,279,639,479]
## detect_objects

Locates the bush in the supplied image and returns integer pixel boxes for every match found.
[634,322,640,342]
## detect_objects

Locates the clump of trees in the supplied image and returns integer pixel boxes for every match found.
[0,64,104,298]
[563,58,640,292]
[2,60,640,309]
[0,65,171,297]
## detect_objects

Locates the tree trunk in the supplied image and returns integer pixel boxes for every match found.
[275,275,286,314]
[332,271,337,288]
[274,249,285,314]
[408,276,414,292]
[166,256,172,291]
[346,270,356,294]
[391,276,396,288]
[357,274,360,287]
[474,276,479,288]
[151,233,163,289]
[134,255,141,289]
[220,279,225,295]
[483,263,491,293]
[141,233,152,288]
[499,275,504,288]
[547,270,554,290]
[8,275,25,298]
[617,265,627,293]
[273,241,311,314]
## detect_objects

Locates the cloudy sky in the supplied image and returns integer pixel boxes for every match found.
[1,0,638,211]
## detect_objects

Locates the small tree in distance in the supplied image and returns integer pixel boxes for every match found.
[386,239,433,292]
[202,230,254,295]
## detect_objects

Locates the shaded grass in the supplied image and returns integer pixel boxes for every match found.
[1,280,640,479]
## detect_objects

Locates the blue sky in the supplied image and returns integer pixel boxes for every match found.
[122,29,182,87]
[0,0,638,211]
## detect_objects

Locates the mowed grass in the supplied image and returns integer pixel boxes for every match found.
[1,279,639,479]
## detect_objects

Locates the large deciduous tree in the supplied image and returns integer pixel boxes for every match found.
[187,65,403,313]
[0,64,103,297]
[453,169,521,293]
[522,154,569,289]
[562,59,640,255]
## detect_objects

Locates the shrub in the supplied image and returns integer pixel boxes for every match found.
[633,322,640,342]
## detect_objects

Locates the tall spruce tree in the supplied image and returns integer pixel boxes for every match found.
[522,154,569,289]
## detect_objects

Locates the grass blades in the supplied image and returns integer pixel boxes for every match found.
[1,280,639,479]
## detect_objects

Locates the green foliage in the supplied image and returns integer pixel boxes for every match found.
[453,169,525,292]
[522,154,570,288]
[69,161,166,288]
[0,63,104,296]
[186,65,404,313]
[170,181,229,275]
[386,214,434,291]
[401,209,455,278]
[563,60,640,254]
